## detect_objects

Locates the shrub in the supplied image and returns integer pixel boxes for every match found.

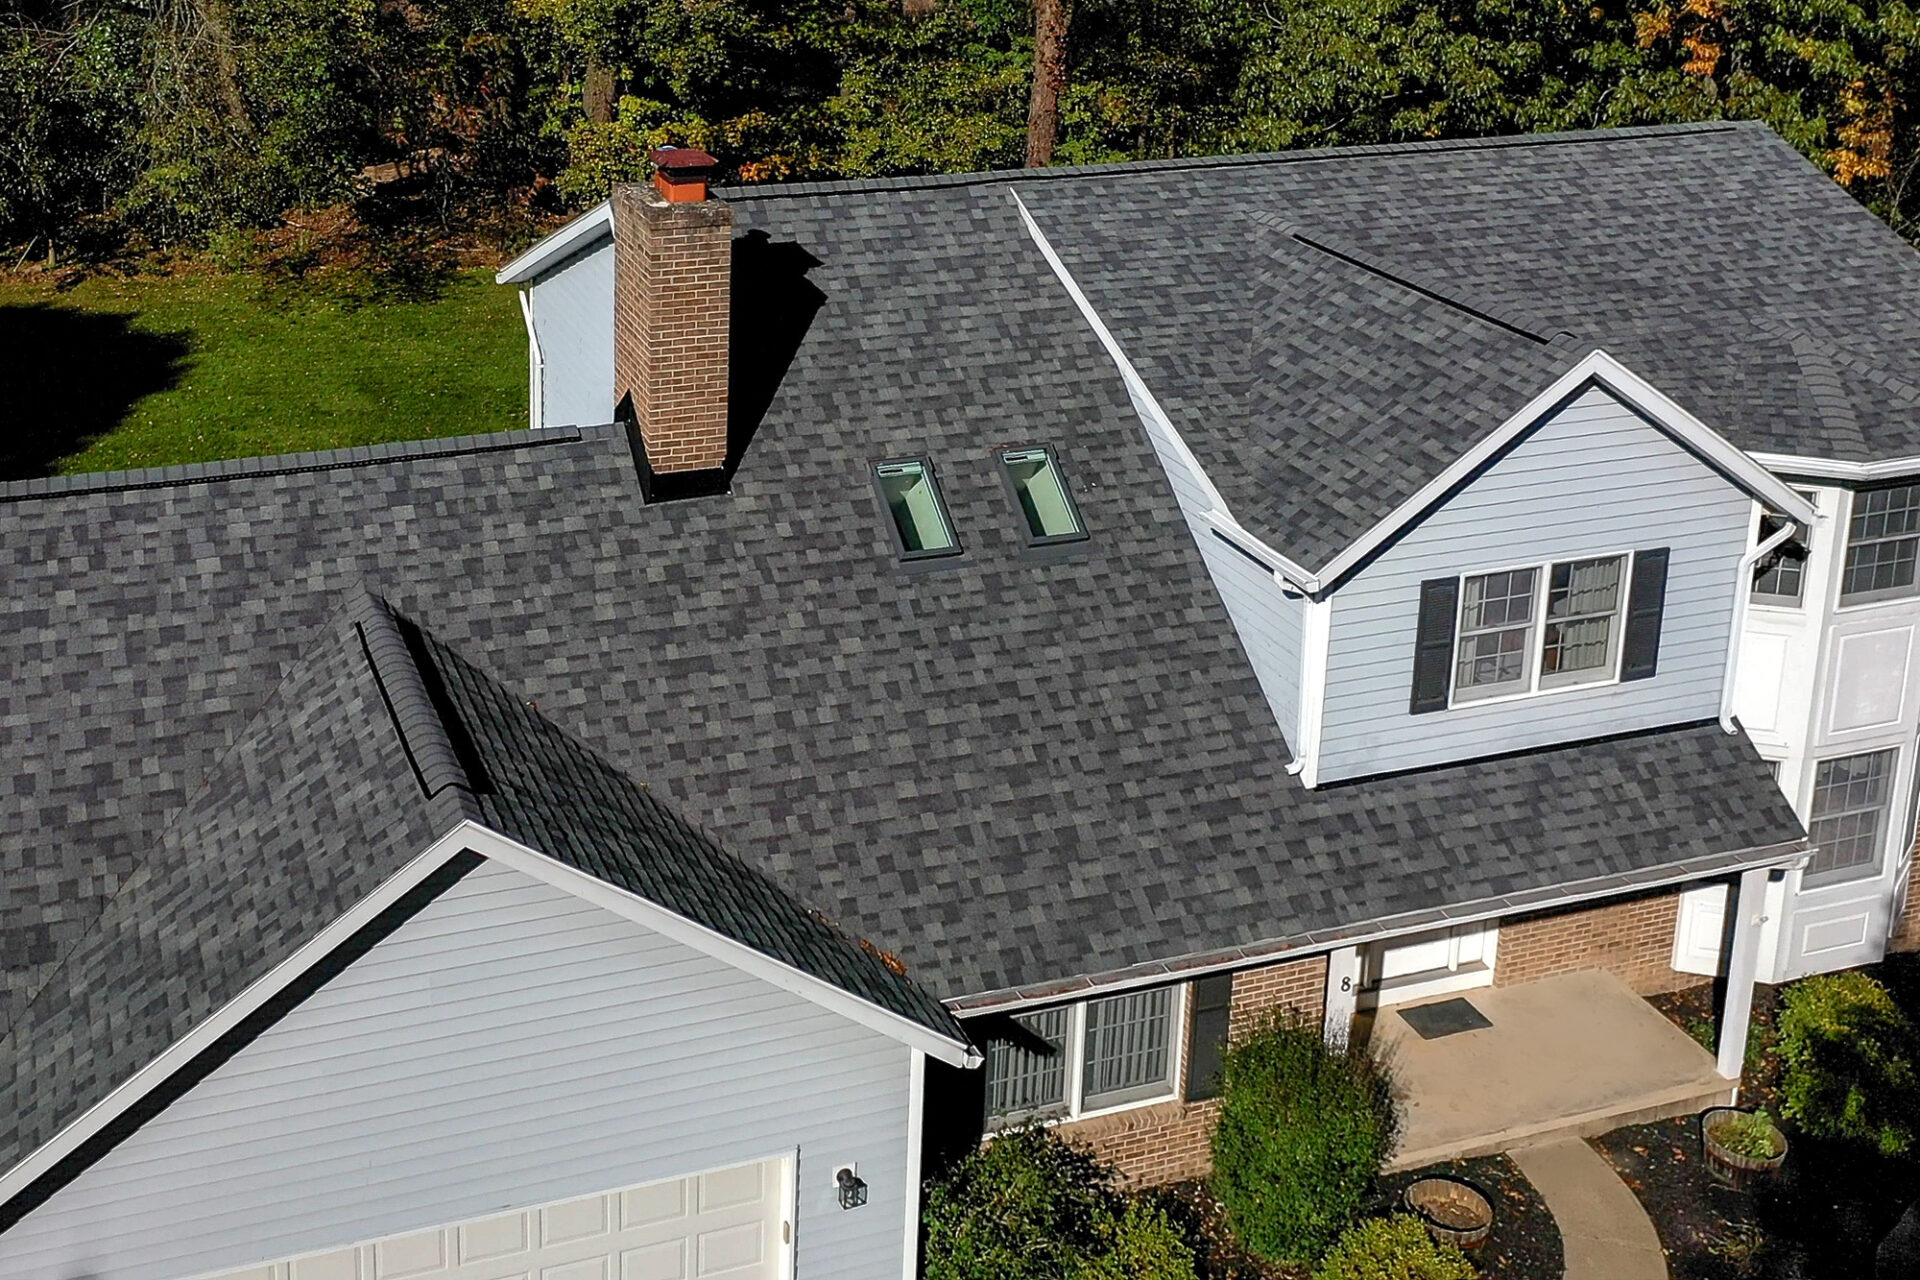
[1312,1215,1474,1280]
[1070,1199,1200,1280]
[921,1125,1198,1280]
[1778,971,1919,1156]
[922,1125,1116,1280]
[1210,1011,1400,1265]
[1707,1108,1784,1160]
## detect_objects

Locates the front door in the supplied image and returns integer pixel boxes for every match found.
[1360,923,1498,1007]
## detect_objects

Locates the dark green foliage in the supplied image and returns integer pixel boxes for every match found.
[1210,1013,1399,1265]
[7,0,1920,254]
[1311,1215,1474,1280]
[1779,971,1920,1156]
[920,1125,1198,1280]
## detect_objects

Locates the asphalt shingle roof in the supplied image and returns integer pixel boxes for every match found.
[0,125,1828,1158]
[1007,120,1920,568]
[0,591,960,1178]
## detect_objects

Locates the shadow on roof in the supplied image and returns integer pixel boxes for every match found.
[727,230,825,481]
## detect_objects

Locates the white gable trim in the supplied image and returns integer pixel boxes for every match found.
[0,820,975,1216]
[1314,350,1818,590]
[1749,451,1920,483]
[495,201,612,285]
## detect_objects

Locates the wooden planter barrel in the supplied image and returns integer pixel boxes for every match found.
[1701,1106,1787,1188]
[1404,1176,1494,1250]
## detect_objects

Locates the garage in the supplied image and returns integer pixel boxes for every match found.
[205,1156,795,1280]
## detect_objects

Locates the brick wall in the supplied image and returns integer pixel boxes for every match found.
[1494,887,1692,995]
[1889,837,1920,952]
[1054,953,1328,1185]
[611,184,731,474]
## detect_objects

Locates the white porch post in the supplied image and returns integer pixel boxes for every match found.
[1718,867,1770,1083]
[1323,945,1362,1049]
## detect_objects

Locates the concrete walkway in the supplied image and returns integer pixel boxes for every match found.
[1508,1136,1668,1280]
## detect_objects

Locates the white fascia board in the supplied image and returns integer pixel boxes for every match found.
[1006,187,1319,590]
[0,821,976,1209]
[460,825,980,1068]
[1314,349,1819,588]
[495,201,613,285]
[1748,451,1920,483]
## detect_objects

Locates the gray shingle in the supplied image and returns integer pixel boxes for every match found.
[0,124,1813,1124]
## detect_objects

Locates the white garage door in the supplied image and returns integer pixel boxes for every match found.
[200,1156,793,1280]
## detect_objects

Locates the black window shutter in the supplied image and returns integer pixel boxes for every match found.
[1409,577,1460,714]
[1184,974,1234,1102]
[1621,547,1670,682]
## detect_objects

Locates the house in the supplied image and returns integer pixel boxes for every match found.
[0,120,1914,1280]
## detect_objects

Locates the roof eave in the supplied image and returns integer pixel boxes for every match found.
[495,201,613,285]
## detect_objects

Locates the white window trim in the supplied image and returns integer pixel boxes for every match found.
[1446,550,1635,710]
[1836,483,1920,610]
[1804,746,1902,887]
[986,983,1190,1129]
[1749,495,1815,611]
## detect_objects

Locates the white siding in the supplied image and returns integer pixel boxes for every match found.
[1122,381,1308,749]
[1316,386,1752,781]
[529,237,615,428]
[0,861,913,1280]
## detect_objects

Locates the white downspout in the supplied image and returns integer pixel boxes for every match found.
[1721,519,1799,732]
[1287,588,1332,783]
[518,287,544,431]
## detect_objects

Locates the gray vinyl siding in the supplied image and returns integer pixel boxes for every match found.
[1315,386,1749,782]
[530,235,614,428]
[0,860,913,1280]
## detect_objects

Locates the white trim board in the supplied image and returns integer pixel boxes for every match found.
[1750,452,1920,483]
[0,820,977,1219]
[495,201,613,285]
[1311,351,1818,590]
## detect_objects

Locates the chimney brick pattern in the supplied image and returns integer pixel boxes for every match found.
[612,184,731,475]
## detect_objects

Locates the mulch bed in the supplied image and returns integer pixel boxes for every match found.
[1153,1155,1562,1280]
[1594,1116,1920,1279]
[1372,1155,1564,1280]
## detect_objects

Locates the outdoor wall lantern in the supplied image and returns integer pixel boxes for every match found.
[835,1165,868,1210]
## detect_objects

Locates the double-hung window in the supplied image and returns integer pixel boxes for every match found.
[1413,548,1665,714]
[983,985,1183,1126]
[1841,484,1920,605]
[1448,556,1627,701]
[1806,749,1900,884]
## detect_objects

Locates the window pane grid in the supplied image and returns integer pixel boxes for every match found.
[1542,557,1623,679]
[1455,568,1536,694]
[1808,749,1897,881]
[984,1006,1069,1121]
[1082,987,1173,1104]
[1843,485,1920,603]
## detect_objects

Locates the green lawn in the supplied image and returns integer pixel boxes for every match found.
[0,268,526,478]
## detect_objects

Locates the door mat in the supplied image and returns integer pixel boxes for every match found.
[1397,997,1493,1040]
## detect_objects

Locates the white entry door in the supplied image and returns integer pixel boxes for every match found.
[1672,883,1730,976]
[1361,923,1498,1007]
[200,1157,794,1280]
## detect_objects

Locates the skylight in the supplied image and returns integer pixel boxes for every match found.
[1000,447,1086,544]
[875,459,960,558]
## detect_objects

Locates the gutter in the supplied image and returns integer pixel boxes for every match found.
[947,835,1810,1016]
[518,288,545,432]
[1749,451,1920,483]
[1721,518,1801,732]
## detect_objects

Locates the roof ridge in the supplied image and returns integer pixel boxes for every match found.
[0,427,591,505]
[351,592,483,815]
[714,122,1749,203]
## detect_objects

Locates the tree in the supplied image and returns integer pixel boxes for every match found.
[1026,0,1070,163]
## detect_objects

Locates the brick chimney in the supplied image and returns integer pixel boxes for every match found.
[612,147,731,496]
